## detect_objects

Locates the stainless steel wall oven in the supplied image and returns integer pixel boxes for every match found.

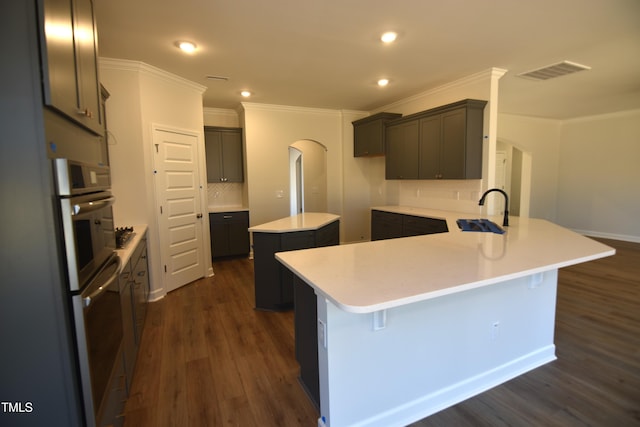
[53,159,123,427]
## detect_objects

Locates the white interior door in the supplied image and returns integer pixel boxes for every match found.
[153,128,205,293]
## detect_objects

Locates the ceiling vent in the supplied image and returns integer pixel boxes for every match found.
[517,60,591,81]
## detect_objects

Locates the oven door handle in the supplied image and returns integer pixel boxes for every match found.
[83,256,122,308]
[72,197,116,216]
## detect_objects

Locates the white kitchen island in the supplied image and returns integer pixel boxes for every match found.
[275,209,615,427]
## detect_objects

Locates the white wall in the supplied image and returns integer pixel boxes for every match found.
[241,103,343,229]
[100,58,209,299]
[497,114,562,221]
[556,110,640,242]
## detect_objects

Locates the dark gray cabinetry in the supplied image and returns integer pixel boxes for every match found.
[385,99,487,180]
[371,210,448,241]
[119,262,135,393]
[119,235,149,397]
[131,241,149,344]
[352,112,402,157]
[40,0,104,135]
[294,275,320,409]
[253,220,339,311]
[385,120,420,179]
[204,126,244,182]
[209,211,250,258]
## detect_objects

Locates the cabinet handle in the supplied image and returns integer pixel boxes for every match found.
[197,213,203,219]
[76,108,93,118]
[223,215,233,219]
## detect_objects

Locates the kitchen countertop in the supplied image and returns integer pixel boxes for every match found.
[276,208,615,313]
[249,212,340,233]
[115,224,147,267]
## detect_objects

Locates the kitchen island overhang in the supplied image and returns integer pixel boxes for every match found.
[276,213,615,427]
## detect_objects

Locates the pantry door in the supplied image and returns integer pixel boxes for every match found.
[153,127,206,293]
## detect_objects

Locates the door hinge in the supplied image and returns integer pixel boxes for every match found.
[164,265,167,273]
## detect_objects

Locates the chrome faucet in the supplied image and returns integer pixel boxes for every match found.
[479,188,509,227]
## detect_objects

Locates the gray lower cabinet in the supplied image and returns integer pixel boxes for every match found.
[371,210,448,241]
[385,99,487,180]
[209,211,250,258]
[132,242,149,344]
[119,234,150,399]
[253,220,339,311]
[119,262,135,394]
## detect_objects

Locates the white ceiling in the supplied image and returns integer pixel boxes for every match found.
[95,0,640,120]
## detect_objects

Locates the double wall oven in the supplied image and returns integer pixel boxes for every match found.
[53,158,123,427]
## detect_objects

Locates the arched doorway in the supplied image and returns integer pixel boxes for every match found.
[288,139,327,216]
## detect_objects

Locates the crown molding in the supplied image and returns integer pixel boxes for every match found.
[99,57,207,94]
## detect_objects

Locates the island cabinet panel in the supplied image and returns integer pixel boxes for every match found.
[352,112,402,157]
[371,210,448,240]
[204,126,244,183]
[253,220,339,311]
[385,99,487,180]
[209,211,250,258]
[40,0,104,136]
[294,275,320,409]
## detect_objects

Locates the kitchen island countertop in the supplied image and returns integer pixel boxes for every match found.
[249,212,339,233]
[276,208,614,313]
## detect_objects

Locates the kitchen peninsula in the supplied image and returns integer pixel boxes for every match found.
[276,208,615,427]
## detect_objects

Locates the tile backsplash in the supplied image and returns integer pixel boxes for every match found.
[207,182,244,208]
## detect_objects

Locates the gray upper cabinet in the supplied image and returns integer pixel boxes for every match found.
[204,126,244,183]
[40,0,104,136]
[352,112,402,157]
[385,119,420,179]
[385,99,487,180]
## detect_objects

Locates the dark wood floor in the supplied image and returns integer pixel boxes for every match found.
[124,238,640,427]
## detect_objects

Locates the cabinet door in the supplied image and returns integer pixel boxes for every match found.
[220,131,244,182]
[418,115,441,179]
[118,261,135,393]
[132,245,148,345]
[316,220,339,247]
[73,0,102,133]
[440,108,467,179]
[205,130,223,182]
[371,210,403,240]
[41,0,103,135]
[205,128,244,182]
[385,121,419,179]
[402,215,448,237]
[354,120,384,157]
[227,220,250,255]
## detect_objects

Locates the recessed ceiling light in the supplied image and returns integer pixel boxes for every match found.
[176,41,197,53]
[240,90,252,97]
[381,32,397,43]
[377,78,389,87]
